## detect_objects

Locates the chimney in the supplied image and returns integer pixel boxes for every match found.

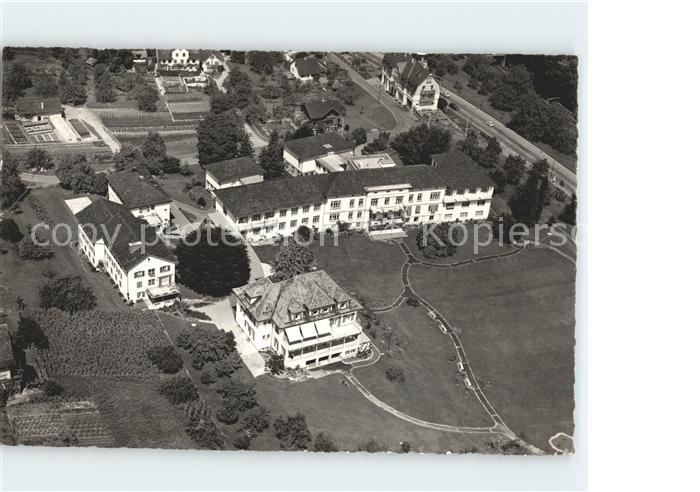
[41,101,44,110]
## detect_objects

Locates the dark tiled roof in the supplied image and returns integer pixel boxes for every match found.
[430,151,495,190]
[302,100,344,121]
[15,97,62,116]
[214,173,335,218]
[75,198,176,271]
[283,133,354,162]
[107,171,171,209]
[231,270,359,329]
[204,157,264,184]
[0,323,15,371]
[382,53,434,94]
[214,165,453,218]
[293,58,321,77]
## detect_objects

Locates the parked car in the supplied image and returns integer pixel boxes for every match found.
[486,119,495,127]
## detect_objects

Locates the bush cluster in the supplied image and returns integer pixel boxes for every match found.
[159,376,198,404]
[147,345,183,374]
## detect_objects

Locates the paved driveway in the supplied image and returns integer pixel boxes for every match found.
[191,299,267,377]
[63,106,121,153]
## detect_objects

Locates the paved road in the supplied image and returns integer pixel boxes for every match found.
[63,106,121,153]
[357,52,577,194]
[328,53,418,134]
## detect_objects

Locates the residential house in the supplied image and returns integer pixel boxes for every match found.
[131,49,148,64]
[203,156,265,191]
[231,270,370,369]
[212,161,494,242]
[156,49,224,75]
[301,99,345,133]
[290,58,322,82]
[75,198,179,309]
[107,170,172,226]
[0,323,17,384]
[381,53,440,111]
[283,133,355,176]
[14,97,63,123]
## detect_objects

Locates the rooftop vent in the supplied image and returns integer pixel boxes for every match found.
[322,144,333,149]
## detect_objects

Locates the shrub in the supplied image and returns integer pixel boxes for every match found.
[159,376,198,404]
[42,379,64,397]
[180,165,193,176]
[313,432,338,452]
[216,400,240,424]
[274,414,312,450]
[39,275,95,312]
[241,406,271,437]
[271,244,315,281]
[385,367,405,383]
[294,225,311,243]
[415,223,456,259]
[0,218,23,243]
[265,353,285,375]
[196,196,206,207]
[200,371,215,385]
[185,400,224,449]
[212,354,243,377]
[216,378,258,411]
[400,441,412,453]
[147,345,184,374]
[358,438,386,453]
[405,297,420,307]
[232,432,251,450]
[176,324,237,370]
[18,236,53,260]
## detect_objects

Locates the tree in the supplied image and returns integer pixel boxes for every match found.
[287,125,314,141]
[559,193,577,225]
[175,227,251,296]
[239,133,255,158]
[0,156,26,209]
[492,213,519,245]
[147,345,184,374]
[3,63,32,102]
[362,131,390,155]
[95,75,116,103]
[114,143,145,171]
[490,169,507,195]
[503,154,526,184]
[358,438,386,453]
[385,366,405,383]
[25,147,53,170]
[259,130,285,180]
[18,236,54,260]
[390,124,451,165]
[197,111,248,165]
[271,244,315,281]
[159,376,198,404]
[142,131,167,163]
[216,378,258,411]
[39,276,96,312]
[266,353,285,375]
[60,79,87,105]
[313,432,338,452]
[241,406,271,437]
[14,315,49,349]
[133,84,159,112]
[350,127,367,145]
[55,154,106,194]
[490,64,534,111]
[33,76,59,97]
[216,401,240,425]
[274,414,312,450]
[248,51,281,74]
[0,218,23,243]
[415,223,456,259]
[508,159,551,227]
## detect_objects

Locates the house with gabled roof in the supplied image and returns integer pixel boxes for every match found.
[107,170,172,226]
[231,270,370,369]
[301,99,345,133]
[381,53,441,111]
[74,197,179,309]
[290,57,322,82]
[203,156,265,191]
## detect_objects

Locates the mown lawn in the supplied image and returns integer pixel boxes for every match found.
[409,247,576,452]
[344,89,397,132]
[353,304,494,428]
[404,224,516,265]
[254,374,496,453]
[253,233,405,309]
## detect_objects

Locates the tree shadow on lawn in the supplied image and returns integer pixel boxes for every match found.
[409,247,576,452]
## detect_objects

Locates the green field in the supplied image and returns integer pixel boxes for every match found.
[409,247,576,452]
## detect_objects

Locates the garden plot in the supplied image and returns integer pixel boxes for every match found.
[6,399,115,447]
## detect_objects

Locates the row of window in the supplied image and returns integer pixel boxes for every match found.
[134,265,170,278]
[288,335,361,358]
[239,204,322,224]
[448,187,491,196]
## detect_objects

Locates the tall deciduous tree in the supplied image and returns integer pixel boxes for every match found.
[508,159,551,227]
[175,227,251,296]
[3,63,32,103]
[503,154,526,184]
[271,244,315,281]
[248,51,281,75]
[390,124,451,166]
[0,156,25,209]
[95,74,116,103]
[197,111,248,165]
[39,276,97,313]
[559,193,577,225]
[259,130,285,180]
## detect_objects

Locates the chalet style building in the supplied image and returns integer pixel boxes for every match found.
[381,53,440,111]
[231,270,370,369]
[213,151,494,242]
[282,133,355,176]
[107,171,172,226]
[203,157,265,191]
[74,198,179,309]
[14,97,63,123]
[301,99,344,133]
[156,49,224,75]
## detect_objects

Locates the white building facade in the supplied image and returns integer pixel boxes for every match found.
[381,54,440,112]
[231,271,370,369]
